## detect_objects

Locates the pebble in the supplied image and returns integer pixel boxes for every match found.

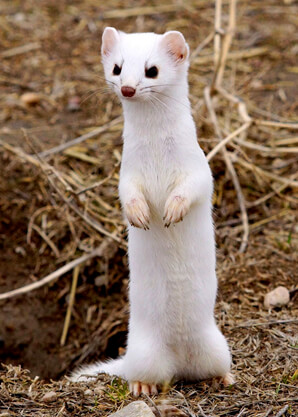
[20,92,41,105]
[108,401,154,417]
[264,286,290,309]
[84,389,93,396]
[94,385,105,395]
[41,391,57,402]
[151,405,188,416]
[67,96,80,111]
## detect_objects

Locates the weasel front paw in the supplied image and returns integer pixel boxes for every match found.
[124,197,150,230]
[129,381,158,396]
[163,195,190,227]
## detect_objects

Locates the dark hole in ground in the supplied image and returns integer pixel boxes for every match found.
[104,331,127,359]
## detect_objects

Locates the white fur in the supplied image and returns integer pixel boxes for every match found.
[70,29,231,385]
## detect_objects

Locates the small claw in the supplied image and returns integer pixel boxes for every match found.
[130,381,141,397]
[141,383,150,395]
[223,372,235,387]
[129,381,158,396]
[150,383,158,395]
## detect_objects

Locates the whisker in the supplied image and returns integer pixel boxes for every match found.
[80,88,112,105]
[139,83,178,91]
[150,94,170,112]
[150,90,190,110]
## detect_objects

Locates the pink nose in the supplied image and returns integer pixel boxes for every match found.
[121,86,136,97]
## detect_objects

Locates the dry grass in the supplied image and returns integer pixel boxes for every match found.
[0,0,297,416]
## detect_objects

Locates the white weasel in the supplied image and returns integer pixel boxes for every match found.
[71,28,233,395]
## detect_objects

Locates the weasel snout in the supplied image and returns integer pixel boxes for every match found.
[121,86,136,97]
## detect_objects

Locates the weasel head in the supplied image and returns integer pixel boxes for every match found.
[101,27,189,103]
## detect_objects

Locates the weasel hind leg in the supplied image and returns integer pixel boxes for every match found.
[183,324,233,384]
[123,330,176,391]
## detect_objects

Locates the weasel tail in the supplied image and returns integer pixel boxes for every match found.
[71,358,125,382]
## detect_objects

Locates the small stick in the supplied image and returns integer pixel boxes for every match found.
[254,120,298,130]
[274,405,289,417]
[264,407,273,417]
[32,224,60,258]
[49,178,125,246]
[143,394,162,417]
[234,139,298,154]
[1,42,40,58]
[226,208,289,237]
[215,0,237,88]
[246,173,298,208]
[274,136,298,146]
[216,86,252,123]
[197,403,209,417]
[0,242,109,301]
[101,4,184,19]
[193,46,268,66]
[235,319,298,328]
[233,155,298,188]
[76,165,118,195]
[207,122,250,162]
[191,32,214,61]
[236,408,246,417]
[60,266,80,346]
[37,115,122,158]
[204,86,249,252]
[214,0,223,68]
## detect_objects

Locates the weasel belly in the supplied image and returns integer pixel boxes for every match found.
[128,201,217,343]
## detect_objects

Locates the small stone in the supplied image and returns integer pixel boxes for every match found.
[109,401,155,417]
[67,96,80,112]
[151,405,188,416]
[251,79,262,89]
[41,391,57,403]
[95,275,108,287]
[21,92,41,105]
[264,286,290,309]
[15,246,26,257]
[84,389,93,396]
[94,385,105,395]
[272,158,284,169]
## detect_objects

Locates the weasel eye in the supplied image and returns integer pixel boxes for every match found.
[145,66,158,78]
[113,64,122,76]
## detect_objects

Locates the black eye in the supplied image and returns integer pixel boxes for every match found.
[113,64,121,75]
[145,66,158,78]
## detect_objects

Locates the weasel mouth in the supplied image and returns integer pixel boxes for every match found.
[121,86,136,97]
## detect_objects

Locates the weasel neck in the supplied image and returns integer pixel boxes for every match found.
[121,82,191,136]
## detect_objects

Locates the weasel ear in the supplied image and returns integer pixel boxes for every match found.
[161,31,189,63]
[101,27,119,57]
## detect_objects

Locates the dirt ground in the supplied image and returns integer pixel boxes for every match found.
[0,0,297,416]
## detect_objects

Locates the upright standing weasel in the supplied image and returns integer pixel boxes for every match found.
[71,28,234,395]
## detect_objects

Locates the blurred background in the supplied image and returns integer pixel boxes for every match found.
[0,0,297,407]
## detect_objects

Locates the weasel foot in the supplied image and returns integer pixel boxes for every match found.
[222,372,235,386]
[125,197,150,230]
[163,195,190,227]
[129,381,158,396]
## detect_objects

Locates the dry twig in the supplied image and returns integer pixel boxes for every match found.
[0,241,110,301]
[60,266,80,346]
